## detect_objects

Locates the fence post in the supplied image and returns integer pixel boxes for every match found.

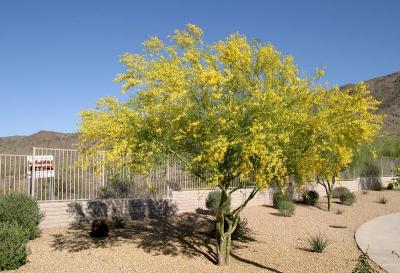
[102,151,106,187]
[30,147,36,197]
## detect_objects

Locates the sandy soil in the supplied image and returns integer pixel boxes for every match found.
[10,189,400,273]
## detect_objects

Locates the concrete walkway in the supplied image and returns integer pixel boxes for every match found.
[355,212,400,273]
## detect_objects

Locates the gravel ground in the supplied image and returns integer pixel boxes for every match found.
[10,189,400,273]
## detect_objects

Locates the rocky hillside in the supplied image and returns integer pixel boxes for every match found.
[0,72,399,155]
[0,131,78,154]
[343,71,400,135]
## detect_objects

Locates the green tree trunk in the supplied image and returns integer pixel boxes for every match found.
[327,192,332,211]
[216,216,235,265]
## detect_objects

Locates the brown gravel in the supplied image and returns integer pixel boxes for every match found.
[10,189,400,273]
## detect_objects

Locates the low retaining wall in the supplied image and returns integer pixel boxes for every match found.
[170,188,274,213]
[39,198,177,229]
[39,177,394,228]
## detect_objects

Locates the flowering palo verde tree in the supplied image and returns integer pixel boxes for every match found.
[310,84,382,211]
[79,24,340,265]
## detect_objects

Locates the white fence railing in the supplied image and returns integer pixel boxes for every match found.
[0,147,399,201]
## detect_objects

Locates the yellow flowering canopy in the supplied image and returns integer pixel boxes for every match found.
[309,83,382,181]
[78,24,381,190]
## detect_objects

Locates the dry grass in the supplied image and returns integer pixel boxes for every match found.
[11,189,400,273]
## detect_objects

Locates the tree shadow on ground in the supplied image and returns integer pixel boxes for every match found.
[51,213,255,265]
[231,253,284,273]
[50,212,288,270]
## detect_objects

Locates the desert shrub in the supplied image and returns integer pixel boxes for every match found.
[0,193,43,240]
[231,218,251,241]
[332,186,351,198]
[112,216,125,228]
[210,217,252,241]
[362,190,369,194]
[303,190,319,205]
[273,190,291,208]
[0,221,30,270]
[387,183,394,190]
[359,161,380,177]
[99,178,130,199]
[339,191,357,206]
[307,233,329,253]
[352,251,378,273]
[370,180,382,191]
[90,219,109,237]
[205,190,231,215]
[276,199,295,217]
[377,195,388,204]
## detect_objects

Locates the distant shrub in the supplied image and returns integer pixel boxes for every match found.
[209,217,252,241]
[387,183,394,190]
[332,186,351,198]
[0,193,43,240]
[205,191,231,215]
[359,161,380,177]
[277,199,295,217]
[352,251,378,273]
[231,218,251,241]
[377,195,388,204]
[306,233,329,253]
[90,219,109,238]
[112,217,125,229]
[273,190,291,208]
[0,222,30,270]
[362,190,369,195]
[370,180,382,191]
[339,191,357,206]
[99,178,130,199]
[303,190,319,205]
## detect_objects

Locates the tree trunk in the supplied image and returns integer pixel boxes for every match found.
[327,192,332,211]
[216,219,232,266]
[215,184,258,266]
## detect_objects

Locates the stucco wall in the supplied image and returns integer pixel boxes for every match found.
[39,177,394,228]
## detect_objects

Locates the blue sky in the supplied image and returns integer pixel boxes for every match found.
[0,0,399,137]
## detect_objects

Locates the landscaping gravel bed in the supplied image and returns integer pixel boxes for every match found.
[10,189,400,273]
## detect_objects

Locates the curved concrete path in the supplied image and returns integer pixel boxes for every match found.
[355,213,400,273]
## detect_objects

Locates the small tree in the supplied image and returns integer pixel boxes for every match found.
[78,24,351,265]
[311,85,382,211]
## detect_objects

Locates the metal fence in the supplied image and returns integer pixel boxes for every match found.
[0,147,399,201]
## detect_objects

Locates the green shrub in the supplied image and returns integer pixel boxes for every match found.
[387,183,394,190]
[0,221,30,270]
[303,190,319,205]
[359,161,380,177]
[210,217,252,241]
[370,180,382,191]
[112,217,125,228]
[332,186,351,198]
[0,193,43,240]
[352,251,378,273]
[99,178,130,199]
[231,218,251,241]
[339,191,357,206]
[90,219,109,237]
[276,199,295,217]
[205,191,231,215]
[377,195,388,204]
[273,190,291,208]
[306,233,329,253]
